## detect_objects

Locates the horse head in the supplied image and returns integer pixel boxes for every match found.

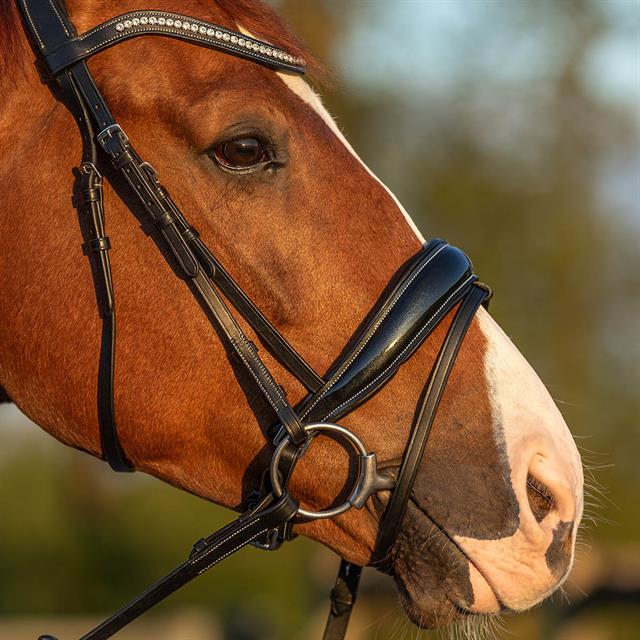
[0,0,583,631]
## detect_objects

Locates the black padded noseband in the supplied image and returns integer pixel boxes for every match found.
[301,242,476,425]
[16,1,491,639]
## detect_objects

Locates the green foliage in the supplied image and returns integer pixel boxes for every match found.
[0,445,324,636]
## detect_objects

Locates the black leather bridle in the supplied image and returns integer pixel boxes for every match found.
[17,2,491,639]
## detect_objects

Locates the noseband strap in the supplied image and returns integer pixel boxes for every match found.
[18,2,492,639]
[373,283,489,565]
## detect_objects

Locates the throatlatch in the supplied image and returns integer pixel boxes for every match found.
[17,1,491,639]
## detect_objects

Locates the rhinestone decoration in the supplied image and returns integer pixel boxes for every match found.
[112,13,306,67]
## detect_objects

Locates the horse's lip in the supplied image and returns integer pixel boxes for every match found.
[369,472,506,618]
[402,497,506,614]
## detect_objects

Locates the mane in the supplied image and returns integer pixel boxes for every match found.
[0,0,325,81]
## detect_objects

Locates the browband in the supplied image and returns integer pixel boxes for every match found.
[25,7,306,76]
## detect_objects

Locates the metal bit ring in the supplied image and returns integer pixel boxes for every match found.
[269,422,393,521]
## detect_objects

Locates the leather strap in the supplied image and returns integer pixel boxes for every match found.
[322,560,362,640]
[43,10,306,75]
[300,241,476,425]
[19,0,76,53]
[372,284,489,565]
[37,493,298,640]
[64,69,131,471]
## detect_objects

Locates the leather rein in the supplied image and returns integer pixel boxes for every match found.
[17,2,491,639]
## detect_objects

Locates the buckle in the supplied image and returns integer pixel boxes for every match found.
[250,527,286,551]
[139,161,157,178]
[96,124,129,157]
[78,162,101,179]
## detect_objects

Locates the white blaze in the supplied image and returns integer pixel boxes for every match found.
[276,72,426,243]
[454,308,583,610]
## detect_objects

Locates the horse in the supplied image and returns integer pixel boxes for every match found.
[0,0,584,635]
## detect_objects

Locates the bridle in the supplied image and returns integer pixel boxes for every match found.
[16,2,492,639]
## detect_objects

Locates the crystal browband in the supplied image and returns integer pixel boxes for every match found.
[43,11,306,75]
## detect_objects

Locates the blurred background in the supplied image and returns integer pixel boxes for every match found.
[1,0,638,638]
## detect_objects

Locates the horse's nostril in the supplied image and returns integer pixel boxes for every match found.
[526,473,555,522]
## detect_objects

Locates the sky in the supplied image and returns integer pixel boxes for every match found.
[336,0,639,119]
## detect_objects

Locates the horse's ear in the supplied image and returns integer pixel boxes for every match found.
[0,386,11,403]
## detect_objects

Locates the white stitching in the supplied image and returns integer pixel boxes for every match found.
[232,339,303,439]
[232,341,283,415]
[236,333,288,403]
[197,528,268,574]
[21,2,44,48]
[47,0,70,36]
[301,244,447,419]
[189,520,256,566]
[320,276,476,421]
[79,17,125,39]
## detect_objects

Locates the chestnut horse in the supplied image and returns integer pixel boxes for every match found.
[0,0,583,632]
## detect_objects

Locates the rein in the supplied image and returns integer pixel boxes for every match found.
[17,1,491,639]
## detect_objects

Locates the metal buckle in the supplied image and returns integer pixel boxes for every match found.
[78,162,101,179]
[96,124,129,157]
[269,422,394,521]
[250,527,286,551]
[139,161,159,180]
[97,123,128,145]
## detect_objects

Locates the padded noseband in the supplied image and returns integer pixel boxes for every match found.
[301,241,476,424]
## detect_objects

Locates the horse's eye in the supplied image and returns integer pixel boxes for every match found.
[213,137,268,169]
